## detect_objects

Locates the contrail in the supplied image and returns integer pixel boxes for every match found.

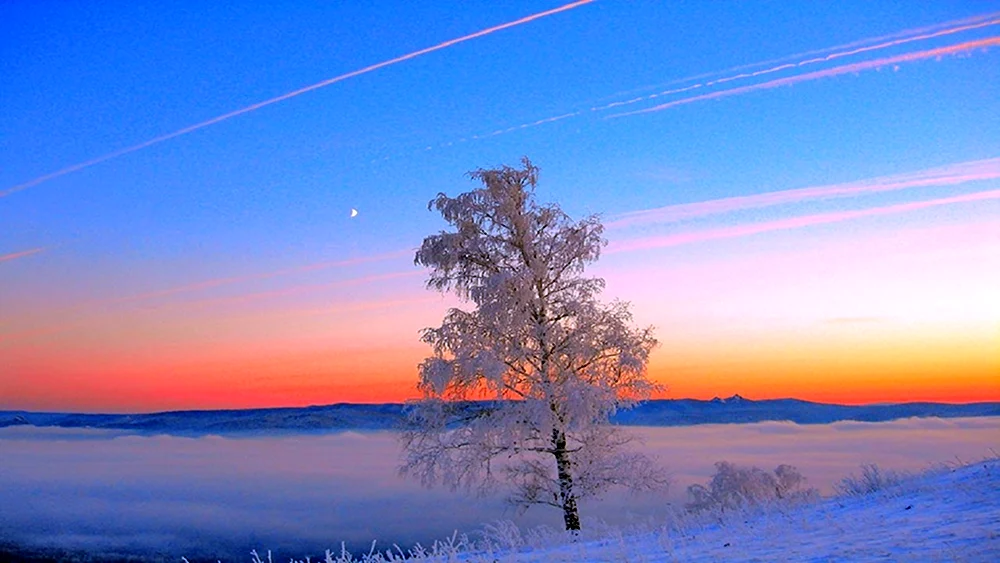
[763,10,1000,63]
[0,0,595,198]
[608,190,1000,254]
[482,112,583,139]
[612,37,1000,117]
[617,10,1000,103]
[0,247,45,263]
[433,12,999,148]
[607,158,1000,229]
[595,14,1000,113]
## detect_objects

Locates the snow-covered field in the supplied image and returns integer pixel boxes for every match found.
[288,457,999,562]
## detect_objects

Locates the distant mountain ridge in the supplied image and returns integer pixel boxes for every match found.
[2,396,997,436]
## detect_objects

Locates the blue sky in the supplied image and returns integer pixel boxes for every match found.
[1,1,998,410]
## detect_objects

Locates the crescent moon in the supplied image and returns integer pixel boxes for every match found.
[350,208,358,218]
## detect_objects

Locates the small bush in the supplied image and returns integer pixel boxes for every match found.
[834,463,906,496]
[685,461,817,514]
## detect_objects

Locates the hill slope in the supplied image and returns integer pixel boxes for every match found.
[307,458,1000,562]
[512,458,1000,562]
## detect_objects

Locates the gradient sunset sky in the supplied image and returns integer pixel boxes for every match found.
[2,1,998,412]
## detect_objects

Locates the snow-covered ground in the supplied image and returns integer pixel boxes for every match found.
[296,458,999,562]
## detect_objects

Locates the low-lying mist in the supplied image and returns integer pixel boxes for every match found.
[1,417,997,561]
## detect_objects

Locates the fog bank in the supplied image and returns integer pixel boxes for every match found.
[1,417,997,561]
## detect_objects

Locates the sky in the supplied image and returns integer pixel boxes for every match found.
[1,0,998,412]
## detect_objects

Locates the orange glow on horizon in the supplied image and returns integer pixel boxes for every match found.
[4,337,996,413]
[3,192,996,414]
[4,370,995,414]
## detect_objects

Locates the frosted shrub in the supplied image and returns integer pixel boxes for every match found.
[480,520,525,551]
[686,461,817,513]
[834,463,906,496]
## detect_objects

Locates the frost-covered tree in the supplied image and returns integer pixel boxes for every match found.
[686,461,817,514]
[400,158,665,531]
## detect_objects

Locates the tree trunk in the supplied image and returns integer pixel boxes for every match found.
[552,429,581,531]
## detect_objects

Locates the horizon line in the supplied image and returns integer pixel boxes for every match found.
[4,395,996,416]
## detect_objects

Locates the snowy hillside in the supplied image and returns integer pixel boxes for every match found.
[511,459,1000,562]
[2,397,998,435]
[278,458,999,562]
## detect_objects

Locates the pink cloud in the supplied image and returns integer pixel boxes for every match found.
[0,247,45,264]
[182,270,423,309]
[608,158,1000,229]
[111,248,412,304]
[287,296,443,318]
[0,267,423,345]
[608,190,1000,254]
